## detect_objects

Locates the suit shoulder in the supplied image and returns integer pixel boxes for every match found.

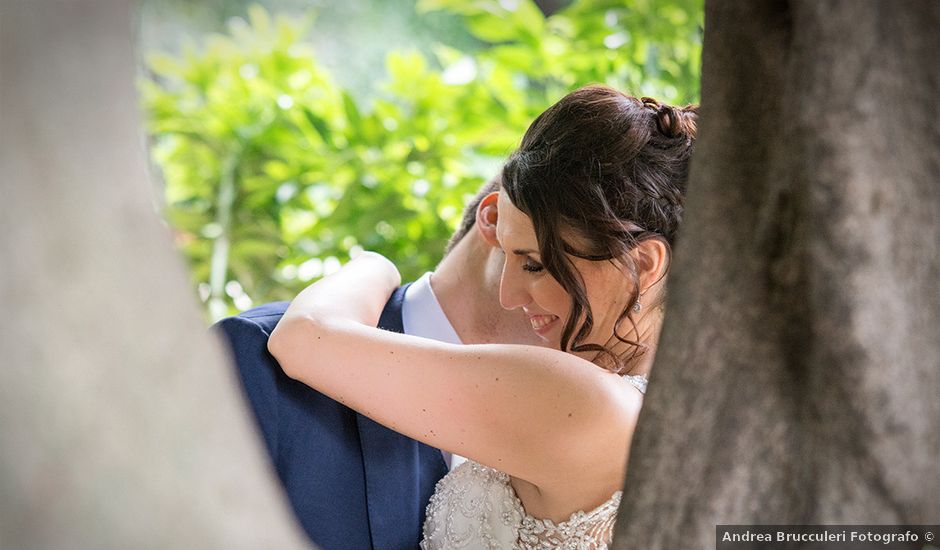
[238,301,290,319]
[214,301,289,334]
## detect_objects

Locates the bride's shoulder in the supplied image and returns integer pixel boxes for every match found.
[514,346,644,424]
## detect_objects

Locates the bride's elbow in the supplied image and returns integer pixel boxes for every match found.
[267,315,317,381]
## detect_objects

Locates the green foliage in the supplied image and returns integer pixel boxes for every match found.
[142,0,702,321]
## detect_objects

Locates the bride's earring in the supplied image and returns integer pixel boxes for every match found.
[632,298,642,313]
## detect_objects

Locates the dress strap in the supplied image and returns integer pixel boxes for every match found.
[621,374,648,394]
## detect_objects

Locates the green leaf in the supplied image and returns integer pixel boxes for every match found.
[465,13,518,43]
[303,109,333,146]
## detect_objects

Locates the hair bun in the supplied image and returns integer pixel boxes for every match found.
[641,97,698,140]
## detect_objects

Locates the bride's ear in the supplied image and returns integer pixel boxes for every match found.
[632,238,671,294]
[475,191,501,247]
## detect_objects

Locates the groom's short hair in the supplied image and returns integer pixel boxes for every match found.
[443,174,500,255]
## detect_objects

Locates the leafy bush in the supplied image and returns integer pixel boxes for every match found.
[141,0,702,321]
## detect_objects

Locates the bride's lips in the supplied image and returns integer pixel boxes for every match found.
[528,314,559,336]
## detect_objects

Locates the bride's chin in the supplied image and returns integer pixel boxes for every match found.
[538,327,563,347]
[537,333,557,345]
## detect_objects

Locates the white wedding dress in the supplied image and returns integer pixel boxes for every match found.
[420,374,647,549]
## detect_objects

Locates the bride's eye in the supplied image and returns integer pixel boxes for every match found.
[522,260,544,273]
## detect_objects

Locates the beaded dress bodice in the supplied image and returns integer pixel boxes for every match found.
[420,460,621,549]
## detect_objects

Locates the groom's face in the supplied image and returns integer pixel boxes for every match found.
[494,191,633,353]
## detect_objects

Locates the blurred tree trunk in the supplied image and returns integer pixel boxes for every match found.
[0,2,310,548]
[533,0,571,17]
[612,1,940,547]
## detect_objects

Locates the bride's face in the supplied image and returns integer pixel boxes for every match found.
[495,192,633,352]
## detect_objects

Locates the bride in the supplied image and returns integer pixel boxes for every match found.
[269,85,697,548]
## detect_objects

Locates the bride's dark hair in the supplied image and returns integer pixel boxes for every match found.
[500,85,698,373]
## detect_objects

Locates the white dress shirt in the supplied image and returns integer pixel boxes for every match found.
[401,272,468,471]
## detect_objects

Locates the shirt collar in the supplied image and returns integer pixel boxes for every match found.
[401,272,462,345]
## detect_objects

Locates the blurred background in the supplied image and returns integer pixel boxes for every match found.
[137,0,703,322]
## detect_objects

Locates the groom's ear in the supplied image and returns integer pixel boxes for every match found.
[475,191,501,247]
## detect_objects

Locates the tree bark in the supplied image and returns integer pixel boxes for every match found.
[0,2,310,548]
[612,1,940,547]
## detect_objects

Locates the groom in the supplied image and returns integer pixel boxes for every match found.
[214,176,543,549]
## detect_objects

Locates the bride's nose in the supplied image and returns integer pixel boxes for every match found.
[499,264,530,311]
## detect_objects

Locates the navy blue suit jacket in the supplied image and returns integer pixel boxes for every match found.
[214,285,448,550]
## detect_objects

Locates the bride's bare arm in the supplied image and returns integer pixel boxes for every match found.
[268,252,639,489]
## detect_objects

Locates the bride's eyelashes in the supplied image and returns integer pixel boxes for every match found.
[522,260,544,273]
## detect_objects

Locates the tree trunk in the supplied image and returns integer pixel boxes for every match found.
[0,2,310,548]
[612,1,940,547]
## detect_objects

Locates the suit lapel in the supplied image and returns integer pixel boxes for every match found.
[356,284,448,549]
